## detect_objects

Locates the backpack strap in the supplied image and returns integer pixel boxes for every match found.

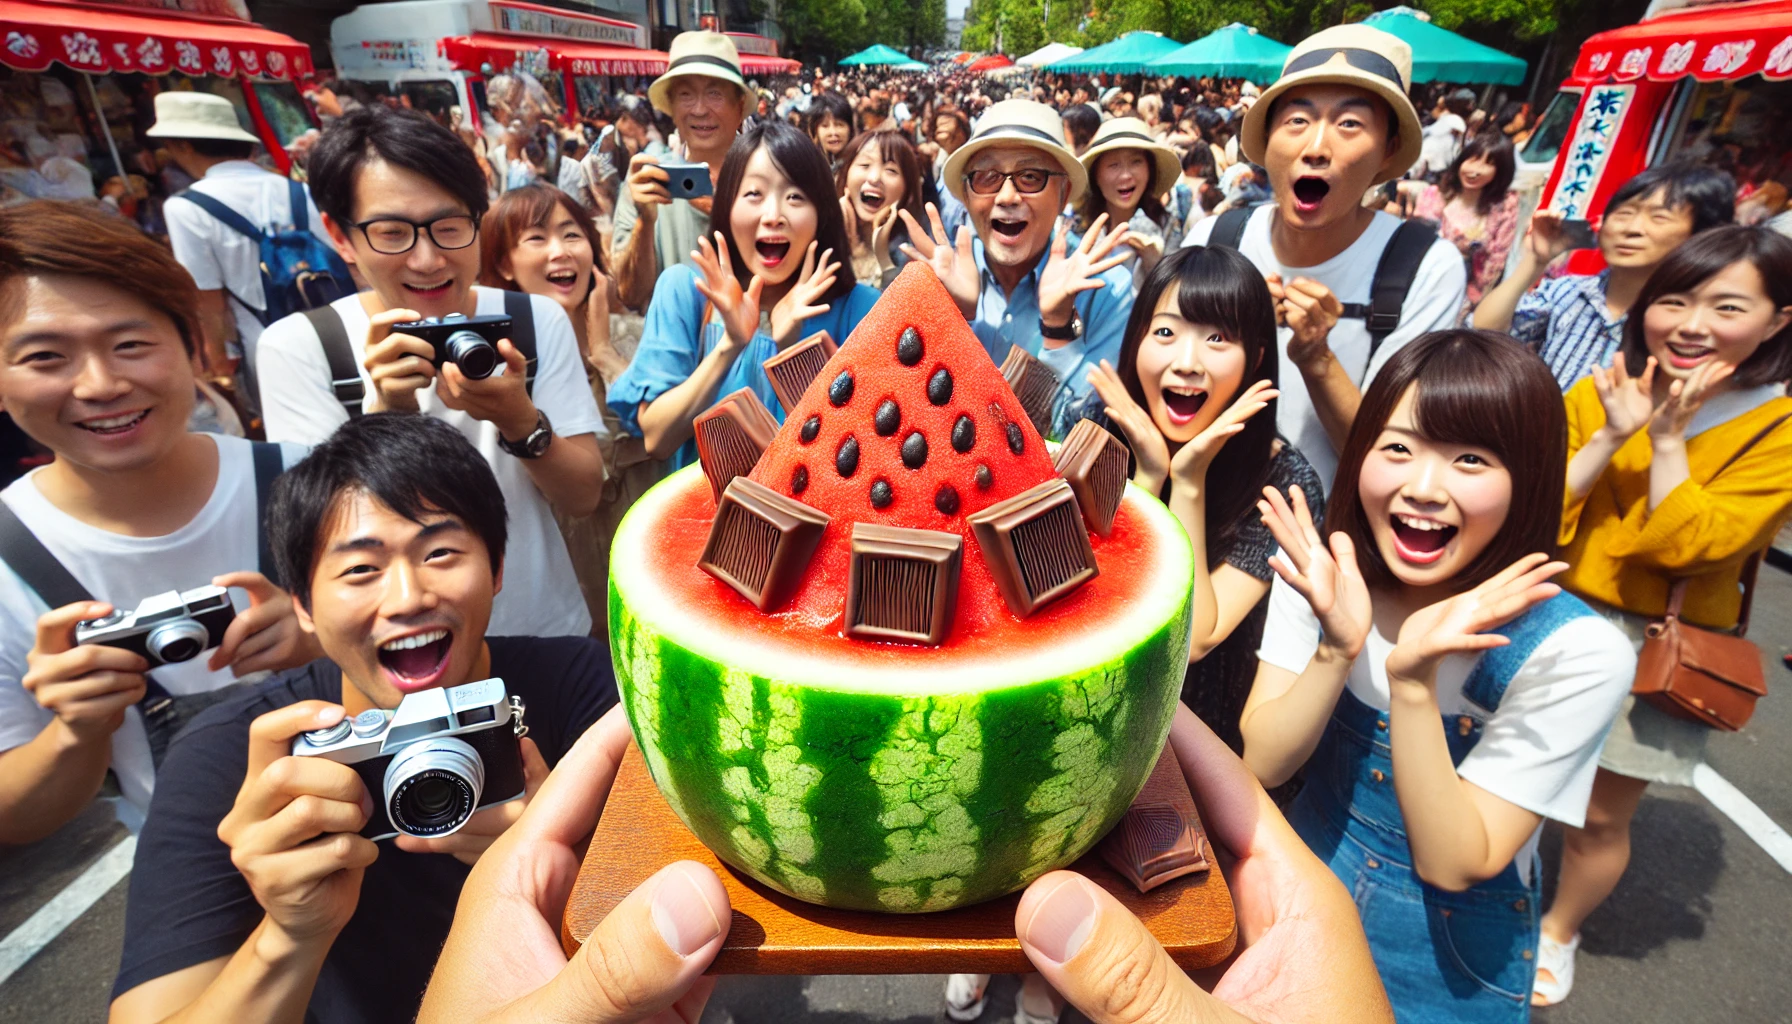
[1207,204,1256,251]
[0,499,93,610]
[503,290,538,397]
[174,188,264,241]
[302,305,365,419]
[1460,591,1599,714]
[287,179,309,232]
[250,442,283,581]
[1336,219,1438,365]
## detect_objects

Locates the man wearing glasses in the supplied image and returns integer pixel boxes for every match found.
[899,99,1135,440]
[254,106,605,640]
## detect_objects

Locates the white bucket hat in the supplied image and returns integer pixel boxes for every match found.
[648,31,753,116]
[1079,117,1181,203]
[942,99,1087,204]
[145,91,259,144]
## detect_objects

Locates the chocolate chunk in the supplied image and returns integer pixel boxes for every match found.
[869,478,893,508]
[974,464,994,490]
[845,522,963,646]
[698,477,831,612]
[968,478,1099,617]
[790,465,809,495]
[799,415,821,444]
[896,326,923,366]
[828,369,855,407]
[934,484,961,515]
[999,345,1063,438]
[951,414,976,453]
[693,388,779,502]
[901,430,928,469]
[927,367,953,406]
[1099,744,1211,893]
[1005,421,1026,455]
[836,435,860,477]
[1054,419,1130,537]
[874,399,901,437]
[762,331,837,413]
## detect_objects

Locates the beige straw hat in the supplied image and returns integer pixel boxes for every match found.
[1079,117,1181,201]
[648,31,754,115]
[942,99,1087,204]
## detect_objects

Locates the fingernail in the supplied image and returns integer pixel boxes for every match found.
[1022,875,1097,964]
[317,705,345,724]
[652,864,723,957]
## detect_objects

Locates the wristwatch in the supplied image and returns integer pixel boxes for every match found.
[1039,312,1082,342]
[499,409,554,459]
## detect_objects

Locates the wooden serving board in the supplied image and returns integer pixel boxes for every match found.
[561,741,1238,974]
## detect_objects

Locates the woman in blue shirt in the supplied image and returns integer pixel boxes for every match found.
[609,120,880,467]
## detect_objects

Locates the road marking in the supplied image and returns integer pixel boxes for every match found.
[1692,764,1792,874]
[0,835,135,987]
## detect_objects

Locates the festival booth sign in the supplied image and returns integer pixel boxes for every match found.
[1045,31,1185,74]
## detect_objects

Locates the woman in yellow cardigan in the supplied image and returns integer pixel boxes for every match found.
[1533,225,1792,1007]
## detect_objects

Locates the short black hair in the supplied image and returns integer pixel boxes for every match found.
[804,91,855,137]
[1061,104,1100,149]
[1604,163,1735,236]
[269,414,508,607]
[178,137,258,161]
[306,106,490,229]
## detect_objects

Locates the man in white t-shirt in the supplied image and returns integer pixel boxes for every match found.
[0,203,318,836]
[1182,25,1466,485]
[255,106,605,639]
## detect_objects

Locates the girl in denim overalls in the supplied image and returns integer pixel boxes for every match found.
[1239,331,1635,1023]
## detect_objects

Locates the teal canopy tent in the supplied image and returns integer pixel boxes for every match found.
[890,59,929,71]
[1147,23,1290,82]
[1045,31,1184,74]
[837,44,913,66]
[1361,6,1526,85]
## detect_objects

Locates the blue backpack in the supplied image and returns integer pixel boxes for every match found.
[174,179,355,326]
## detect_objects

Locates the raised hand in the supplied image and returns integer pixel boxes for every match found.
[1086,359,1169,491]
[1259,485,1372,659]
[1649,358,1736,444]
[1282,278,1343,369]
[1384,553,1567,689]
[870,205,900,272]
[690,231,764,350]
[898,202,978,318]
[207,572,321,676]
[1524,209,1572,265]
[1039,213,1131,329]
[1588,354,1657,442]
[1170,379,1278,488]
[769,241,839,346]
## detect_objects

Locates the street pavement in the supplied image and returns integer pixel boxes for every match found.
[6,568,1792,1024]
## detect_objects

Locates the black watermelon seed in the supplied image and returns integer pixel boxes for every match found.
[799,415,821,444]
[791,465,808,495]
[901,431,928,469]
[828,370,855,407]
[1005,421,1025,455]
[870,478,893,508]
[975,464,994,490]
[927,367,953,405]
[934,484,961,515]
[897,327,923,366]
[874,399,900,436]
[951,414,975,453]
[836,435,860,477]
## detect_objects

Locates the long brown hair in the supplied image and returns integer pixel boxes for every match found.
[477,183,607,292]
[833,130,925,224]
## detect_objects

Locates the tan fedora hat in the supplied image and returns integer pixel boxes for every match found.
[942,99,1087,204]
[648,31,754,116]
[1079,117,1181,204]
[1238,24,1423,185]
[145,91,260,144]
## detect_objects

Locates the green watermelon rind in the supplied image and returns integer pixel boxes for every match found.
[609,464,1195,913]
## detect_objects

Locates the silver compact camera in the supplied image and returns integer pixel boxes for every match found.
[74,586,236,666]
[291,677,528,841]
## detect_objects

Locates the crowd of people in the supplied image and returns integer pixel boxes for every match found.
[0,19,1788,1024]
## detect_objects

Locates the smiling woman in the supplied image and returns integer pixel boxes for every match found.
[835,131,923,287]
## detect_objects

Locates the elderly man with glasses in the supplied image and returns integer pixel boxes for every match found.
[900,100,1135,440]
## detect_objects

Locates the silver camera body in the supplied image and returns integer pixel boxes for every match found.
[291,677,528,841]
[74,586,236,666]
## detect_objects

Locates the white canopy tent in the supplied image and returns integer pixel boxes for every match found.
[1016,42,1082,67]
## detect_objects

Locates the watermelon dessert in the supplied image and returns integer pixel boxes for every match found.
[609,264,1195,913]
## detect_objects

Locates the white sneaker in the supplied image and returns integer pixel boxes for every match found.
[1531,932,1580,1007]
[944,973,989,1021]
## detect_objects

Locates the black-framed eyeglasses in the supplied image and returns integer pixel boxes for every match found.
[352,214,480,255]
[964,168,1064,196]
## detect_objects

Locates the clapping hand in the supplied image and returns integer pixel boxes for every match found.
[1039,213,1131,331]
[1259,485,1372,659]
[899,202,979,319]
[1170,379,1278,489]
[1384,554,1567,692]
[691,231,764,350]
[1589,355,1657,442]
[769,241,839,347]
[1648,358,1735,445]
[1086,359,1169,491]
[1267,274,1343,369]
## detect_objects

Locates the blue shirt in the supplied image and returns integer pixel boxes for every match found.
[968,234,1135,440]
[608,264,882,468]
[1510,270,1625,391]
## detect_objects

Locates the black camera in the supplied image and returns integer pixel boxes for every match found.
[391,313,512,380]
[74,586,236,666]
[290,678,527,840]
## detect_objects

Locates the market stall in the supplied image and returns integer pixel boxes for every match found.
[1044,31,1184,75]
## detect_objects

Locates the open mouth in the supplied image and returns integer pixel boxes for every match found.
[545,268,579,290]
[1664,342,1713,369]
[403,279,454,298]
[377,628,453,692]
[1292,177,1330,212]
[858,188,885,212]
[1390,513,1458,565]
[1160,387,1208,425]
[77,409,150,436]
[755,237,791,267]
[991,216,1027,239]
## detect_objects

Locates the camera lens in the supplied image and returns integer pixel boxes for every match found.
[146,619,210,663]
[384,738,485,838]
[444,329,498,380]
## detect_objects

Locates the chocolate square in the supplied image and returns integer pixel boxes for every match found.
[999,345,1062,438]
[845,523,963,646]
[968,478,1098,617]
[1099,745,1211,893]
[693,388,780,502]
[762,331,838,413]
[699,477,831,612]
[1054,420,1130,537]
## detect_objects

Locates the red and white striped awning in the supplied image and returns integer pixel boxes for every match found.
[0,0,313,79]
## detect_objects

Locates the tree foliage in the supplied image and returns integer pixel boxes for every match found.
[782,0,945,61]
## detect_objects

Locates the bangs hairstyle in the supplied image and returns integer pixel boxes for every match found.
[1603,163,1735,236]
[0,200,200,356]
[805,92,856,138]
[1622,224,1792,389]
[1077,147,1167,235]
[834,130,925,222]
[1440,132,1515,215]
[710,120,857,303]
[477,183,608,292]
[1327,330,1566,593]
[307,105,490,229]
[1117,245,1280,554]
[269,414,508,607]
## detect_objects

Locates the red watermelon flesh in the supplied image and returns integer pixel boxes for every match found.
[748,263,1063,637]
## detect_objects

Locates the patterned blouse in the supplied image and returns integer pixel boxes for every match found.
[1413,186,1520,310]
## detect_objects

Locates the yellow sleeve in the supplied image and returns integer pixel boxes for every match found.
[1559,380,1601,547]
[1604,427,1792,573]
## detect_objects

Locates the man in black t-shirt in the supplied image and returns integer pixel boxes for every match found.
[110,414,616,1024]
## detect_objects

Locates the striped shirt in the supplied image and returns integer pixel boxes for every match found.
[1510,270,1626,390]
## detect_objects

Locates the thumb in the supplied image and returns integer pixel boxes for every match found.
[518,736,550,800]
[213,570,282,606]
[1017,871,1245,1024]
